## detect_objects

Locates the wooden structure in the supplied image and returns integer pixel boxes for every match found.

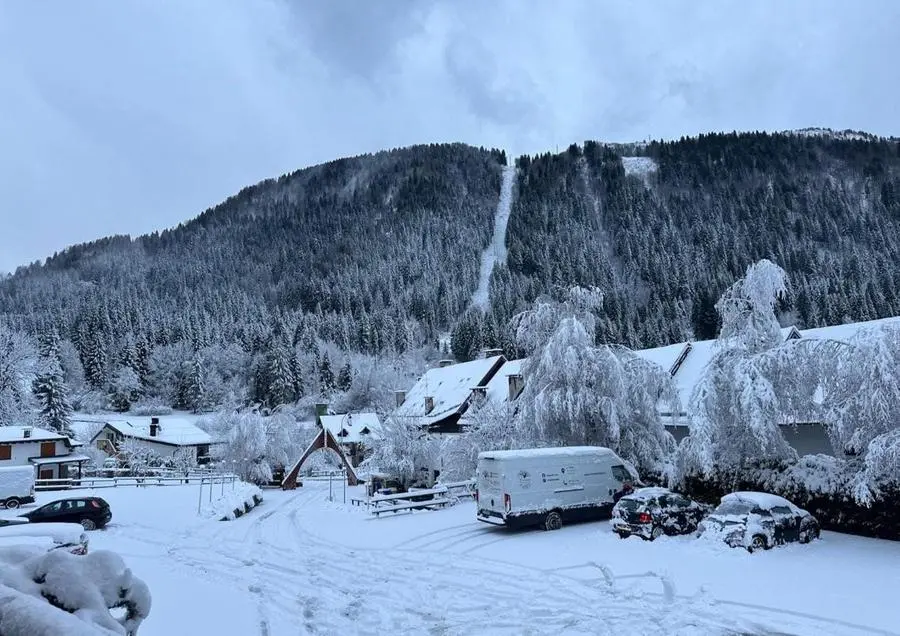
[281,426,359,489]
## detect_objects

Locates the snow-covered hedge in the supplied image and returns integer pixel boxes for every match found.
[0,546,151,635]
[681,455,900,540]
[200,481,263,521]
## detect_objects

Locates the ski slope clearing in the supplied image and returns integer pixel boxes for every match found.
[15,482,899,635]
[470,161,516,311]
[621,155,658,178]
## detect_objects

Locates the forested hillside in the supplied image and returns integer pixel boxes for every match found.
[482,132,900,350]
[1,131,899,414]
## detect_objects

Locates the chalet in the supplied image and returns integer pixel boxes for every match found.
[318,411,382,467]
[0,426,90,480]
[458,358,526,426]
[391,353,507,434]
[85,416,217,464]
[633,318,900,456]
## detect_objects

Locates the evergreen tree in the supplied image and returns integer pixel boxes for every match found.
[183,353,206,413]
[337,361,353,392]
[318,352,335,397]
[32,358,73,435]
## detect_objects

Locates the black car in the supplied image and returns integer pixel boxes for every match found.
[612,487,708,540]
[698,491,820,552]
[20,497,112,531]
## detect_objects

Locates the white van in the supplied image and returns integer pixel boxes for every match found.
[0,466,36,509]
[476,446,636,530]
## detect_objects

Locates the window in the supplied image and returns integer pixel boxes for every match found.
[0,445,10,460]
[770,505,793,516]
[40,442,56,458]
[610,465,631,482]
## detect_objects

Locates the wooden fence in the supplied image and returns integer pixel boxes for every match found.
[36,473,239,491]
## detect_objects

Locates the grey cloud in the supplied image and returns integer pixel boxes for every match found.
[1,0,899,272]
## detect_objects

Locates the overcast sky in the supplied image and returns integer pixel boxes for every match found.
[1,1,898,273]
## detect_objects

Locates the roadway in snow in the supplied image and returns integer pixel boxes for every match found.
[24,482,900,635]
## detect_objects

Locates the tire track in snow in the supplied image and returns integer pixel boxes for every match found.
[470,159,515,311]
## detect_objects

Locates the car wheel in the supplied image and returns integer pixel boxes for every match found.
[800,526,819,543]
[650,526,664,541]
[80,518,97,531]
[3,498,19,510]
[747,534,768,553]
[616,531,628,539]
[543,511,563,531]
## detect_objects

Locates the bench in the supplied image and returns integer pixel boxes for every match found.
[370,496,454,517]
[366,485,454,516]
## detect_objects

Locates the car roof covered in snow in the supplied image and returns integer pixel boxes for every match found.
[478,446,618,461]
[623,487,674,500]
[721,491,799,511]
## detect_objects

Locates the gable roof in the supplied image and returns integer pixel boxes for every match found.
[319,413,382,444]
[392,355,505,427]
[0,426,69,444]
[484,358,525,406]
[87,416,214,447]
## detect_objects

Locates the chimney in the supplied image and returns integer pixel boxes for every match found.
[471,386,487,403]
[424,396,435,414]
[149,417,160,437]
[23,427,32,439]
[438,359,454,368]
[508,374,524,401]
[314,403,328,426]
[482,348,503,359]
[394,390,406,408]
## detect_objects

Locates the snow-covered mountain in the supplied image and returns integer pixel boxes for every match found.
[1,131,899,408]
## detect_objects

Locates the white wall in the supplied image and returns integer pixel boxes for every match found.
[1,439,69,467]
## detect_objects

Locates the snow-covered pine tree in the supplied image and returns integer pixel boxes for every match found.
[318,352,335,397]
[183,352,207,413]
[337,361,353,392]
[32,357,73,435]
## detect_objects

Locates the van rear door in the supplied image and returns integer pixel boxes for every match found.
[476,458,507,521]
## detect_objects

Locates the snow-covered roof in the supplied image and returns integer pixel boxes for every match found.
[633,343,688,375]
[89,417,214,447]
[0,427,67,444]
[484,358,525,406]
[30,454,92,466]
[479,446,617,461]
[319,413,381,444]
[393,355,505,427]
[799,316,900,343]
[722,491,800,511]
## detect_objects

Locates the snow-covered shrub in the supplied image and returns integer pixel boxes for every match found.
[362,415,442,487]
[129,398,173,416]
[201,481,263,521]
[204,408,313,484]
[0,547,151,635]
[440,401,520,481]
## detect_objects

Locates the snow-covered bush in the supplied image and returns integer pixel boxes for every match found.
[204,408,313,484]
[0,547,151,635]
[129,398,173,416]
[440,401,519,481]
[201,481,263,521]
[362,415,442,487]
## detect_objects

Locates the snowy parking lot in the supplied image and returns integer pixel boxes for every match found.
[19,482,900,635]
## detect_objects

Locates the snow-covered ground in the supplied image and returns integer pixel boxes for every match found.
[11,482,900,635]
[470,160,516,311]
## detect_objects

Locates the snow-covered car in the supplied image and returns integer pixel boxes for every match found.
[0,518,89,555]
[611,487,708,540]
[698,491,820,552]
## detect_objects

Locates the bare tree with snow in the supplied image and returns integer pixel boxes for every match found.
[362,415,441,487]
[0,325,38,426]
